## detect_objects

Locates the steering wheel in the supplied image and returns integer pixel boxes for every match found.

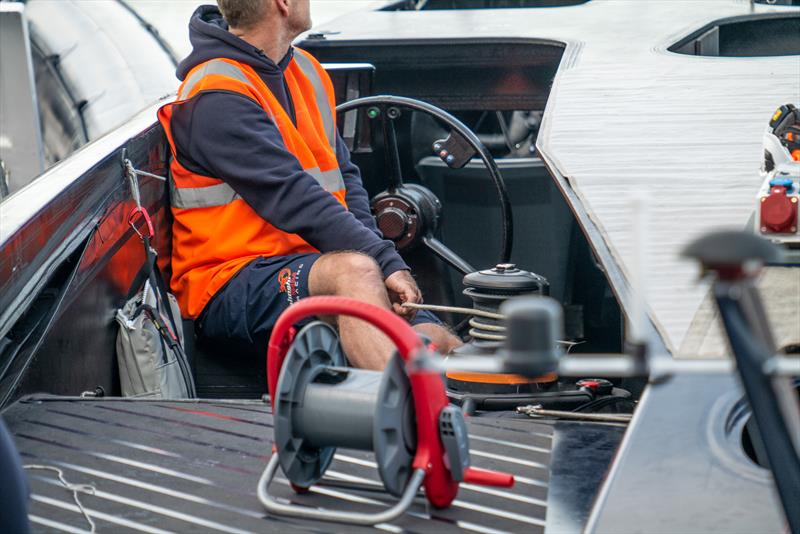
[336,96,513,275]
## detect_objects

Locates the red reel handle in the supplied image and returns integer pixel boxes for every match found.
[464,467,515,488]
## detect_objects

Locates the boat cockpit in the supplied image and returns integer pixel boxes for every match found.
[1,2,798,532]
[1,36,630,404]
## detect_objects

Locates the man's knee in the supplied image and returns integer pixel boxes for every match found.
[310,252,383,294]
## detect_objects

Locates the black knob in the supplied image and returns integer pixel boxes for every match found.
[500,296,563,376]
[682,230,783,280]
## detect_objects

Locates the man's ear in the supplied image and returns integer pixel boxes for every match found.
[274,0,290,17]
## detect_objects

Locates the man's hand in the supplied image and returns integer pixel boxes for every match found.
[385,270,422,319]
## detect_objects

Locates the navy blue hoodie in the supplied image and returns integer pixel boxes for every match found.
[169,5,408,278]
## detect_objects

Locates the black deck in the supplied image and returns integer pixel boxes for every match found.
[6,396,555,533]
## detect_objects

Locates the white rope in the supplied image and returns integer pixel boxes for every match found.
[24,465,97,533]
[124,160,142,208]
[124,158,168,209]
[131,169,167,182]
[468,318,506,332]
[468,329,506,342]
[401,302,504,320]
[125,159,167,183]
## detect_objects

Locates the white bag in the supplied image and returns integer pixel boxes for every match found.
[115,255,196,399]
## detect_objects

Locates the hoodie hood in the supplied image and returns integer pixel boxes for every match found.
[176,5,293,81]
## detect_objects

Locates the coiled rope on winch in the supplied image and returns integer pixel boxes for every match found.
[402,303,579,349]
[402,302,506,341]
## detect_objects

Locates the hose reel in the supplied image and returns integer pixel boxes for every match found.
[258,297,514,526]
[273,322,416,496]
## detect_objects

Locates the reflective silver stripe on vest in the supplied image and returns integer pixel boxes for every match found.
[307,167,345,192]
[292,51,337,150]
[179,59,254,101]
[170,178,241,209]
[171,167,343,210]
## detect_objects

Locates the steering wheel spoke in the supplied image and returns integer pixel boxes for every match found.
[380,106,405,191]
[422,235,475,276]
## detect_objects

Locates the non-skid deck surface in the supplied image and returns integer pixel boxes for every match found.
[6,397,553,533]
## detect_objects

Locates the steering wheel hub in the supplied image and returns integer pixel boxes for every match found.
[372,184,441,250]
[375,204,411,241]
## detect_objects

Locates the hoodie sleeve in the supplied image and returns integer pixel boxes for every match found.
[169,90,409,278]
[335,134,382,235]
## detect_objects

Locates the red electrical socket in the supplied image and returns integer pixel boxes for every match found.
[760,186,798,234]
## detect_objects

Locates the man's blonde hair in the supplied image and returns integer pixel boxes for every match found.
[217,0,267,29]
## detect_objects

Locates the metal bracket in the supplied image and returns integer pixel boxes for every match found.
[257,454,426,526]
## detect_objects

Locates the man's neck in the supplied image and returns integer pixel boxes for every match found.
[230,25,292,64]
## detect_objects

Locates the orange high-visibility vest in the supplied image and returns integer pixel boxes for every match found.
[158,49,346,318]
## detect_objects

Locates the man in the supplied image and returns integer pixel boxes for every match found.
[158,0,461,370]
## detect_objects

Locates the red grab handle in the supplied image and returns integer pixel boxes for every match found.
[463,467,515,488]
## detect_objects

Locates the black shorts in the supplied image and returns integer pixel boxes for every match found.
[197,253,441,347]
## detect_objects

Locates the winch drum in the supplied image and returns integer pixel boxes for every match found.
[273,321,416,496]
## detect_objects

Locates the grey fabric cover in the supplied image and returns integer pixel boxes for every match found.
[115,280,190,398]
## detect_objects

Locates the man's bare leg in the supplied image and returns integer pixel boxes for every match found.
[413,323,463,354]
[308,252,397,370]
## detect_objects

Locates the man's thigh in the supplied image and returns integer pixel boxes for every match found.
[198,253,452,346]
[197,253,321,344]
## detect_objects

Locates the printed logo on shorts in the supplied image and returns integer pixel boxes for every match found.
[278,263,305,304]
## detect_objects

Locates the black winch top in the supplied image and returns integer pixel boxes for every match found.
[463,264,547,292]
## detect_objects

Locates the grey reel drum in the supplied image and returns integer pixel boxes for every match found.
[272,321,417,496]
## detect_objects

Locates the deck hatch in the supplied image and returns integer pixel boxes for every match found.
[669,13,800,57]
